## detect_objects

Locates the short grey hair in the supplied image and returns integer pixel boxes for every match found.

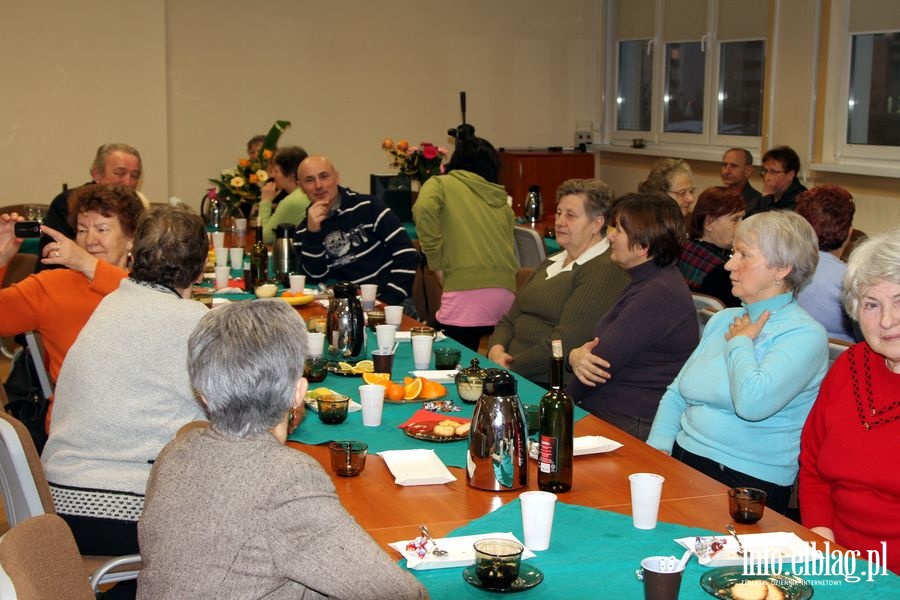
[91,143,141,174]
[638,158,692,194]
[735,211,819,292]
[187,301,308,437]
[556,178,614,221]
[843,229,900,319]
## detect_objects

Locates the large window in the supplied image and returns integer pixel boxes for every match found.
[819,0,900,172]
[606,0,767,153]
[847,32,900,147]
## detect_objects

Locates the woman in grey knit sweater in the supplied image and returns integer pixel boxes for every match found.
[488,179,629,387]
[138,301,428,599]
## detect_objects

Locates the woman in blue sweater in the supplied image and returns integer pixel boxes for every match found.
[647,211,828,514]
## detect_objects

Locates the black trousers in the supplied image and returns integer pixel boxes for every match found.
[672,442,793,515]
[436,322,494,353]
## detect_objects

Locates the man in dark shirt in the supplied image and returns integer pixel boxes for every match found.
[37,143,142,271]
[720,147,762,212]
[293,155,417,305]
[748,145,808,216]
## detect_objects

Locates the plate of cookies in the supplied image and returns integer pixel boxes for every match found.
[699,566,812,599]
[403,419,470,443]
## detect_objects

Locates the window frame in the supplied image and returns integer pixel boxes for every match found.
[815,0,900,176]
[603,0,766,160]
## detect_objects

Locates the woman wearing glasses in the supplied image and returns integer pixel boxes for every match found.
[638,157,696,216]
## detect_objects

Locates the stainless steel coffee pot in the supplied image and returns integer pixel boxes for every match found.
[326,282,365,360]
[466,369,528,491]
[271,223,298,286]
[523,185,542,224]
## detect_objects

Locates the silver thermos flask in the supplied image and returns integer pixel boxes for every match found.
[272,223,298,286]
[524,185,542,224]
[466,369,529,491]
[326,282,365,360]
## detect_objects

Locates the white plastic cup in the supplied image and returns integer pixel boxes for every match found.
[306,332,326,358]
[359,384,385,427]
[234,218,248,234]
[384,305,403,326]
[520,491,557,551]
[360,284,378,311]
[375,324,397,350]
[229,247,244,269]
[214,266,230,290]
[215,251,228,268]
[289,274,306,294]
[629,473,665,530]
[411,335,433,370]
[211,231,226,249]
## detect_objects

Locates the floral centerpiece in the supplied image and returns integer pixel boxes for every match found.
[205,120,291,215]
[381,138,449,184]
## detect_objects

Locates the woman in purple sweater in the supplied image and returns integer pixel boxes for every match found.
[566,193,699,441]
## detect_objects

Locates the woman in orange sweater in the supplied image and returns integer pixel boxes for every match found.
[0,184,144,425]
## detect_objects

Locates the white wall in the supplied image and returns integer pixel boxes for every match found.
[0,0,169,205]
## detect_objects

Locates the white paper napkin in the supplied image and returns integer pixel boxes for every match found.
[408,370,458,383]
[528,435,623,459]
[378,449,457,486]
[389,532,535,570]
[394,331,448,342]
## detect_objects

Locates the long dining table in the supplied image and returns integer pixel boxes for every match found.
[234,294,900,597]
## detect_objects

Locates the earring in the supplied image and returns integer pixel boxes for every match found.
[774,279,782,287]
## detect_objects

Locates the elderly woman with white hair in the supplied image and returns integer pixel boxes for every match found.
[800,230,900,573]
[138,301,428,599]
[648,211,828,514]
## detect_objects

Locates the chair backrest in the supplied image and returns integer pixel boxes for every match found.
[513,226,547,268]
[2,254,38,359]
[0,514,95,600]
[691,292,726,312]
[828,338,852,367]
[0,412,55,527]
[23,332,53,400]
[370,174,413,222]
[411,240,443,327]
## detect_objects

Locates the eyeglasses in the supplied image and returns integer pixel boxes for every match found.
[668,187,696,198]
[759,168,786,176]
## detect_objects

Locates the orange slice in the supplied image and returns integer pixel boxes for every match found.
[403,377,424,400]
[362,372,391,386]
[420,380,447,399]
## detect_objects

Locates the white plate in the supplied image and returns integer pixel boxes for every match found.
[394,331,448,342]
[409,370,458,383]
[675,532,824,567]
[528,435,623,460]
[388,532,535,570]
[378,449,457,486]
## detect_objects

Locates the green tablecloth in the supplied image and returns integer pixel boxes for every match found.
[287,337,588,468]
[408,500,900,599]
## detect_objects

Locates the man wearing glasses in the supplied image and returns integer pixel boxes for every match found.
[749,145,808,216]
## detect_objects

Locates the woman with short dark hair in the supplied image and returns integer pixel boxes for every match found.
[0,184,143,428]
[42,205,209,556]
[138,301,428,599]
[678,186,745,307]
[258,145,310,243]
[795,184,857,341]
[566,193,698,441]
[413,129,518,350]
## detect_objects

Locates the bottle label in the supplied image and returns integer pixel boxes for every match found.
[538,435,558,473]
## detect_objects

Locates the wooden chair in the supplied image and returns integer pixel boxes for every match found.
[0,514,96,599]
[0,412,141,585]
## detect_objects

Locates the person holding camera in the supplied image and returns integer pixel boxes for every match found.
[0,184,143,428]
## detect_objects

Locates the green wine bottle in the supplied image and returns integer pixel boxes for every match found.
[249,224,268,288]
[538,339,573,493]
